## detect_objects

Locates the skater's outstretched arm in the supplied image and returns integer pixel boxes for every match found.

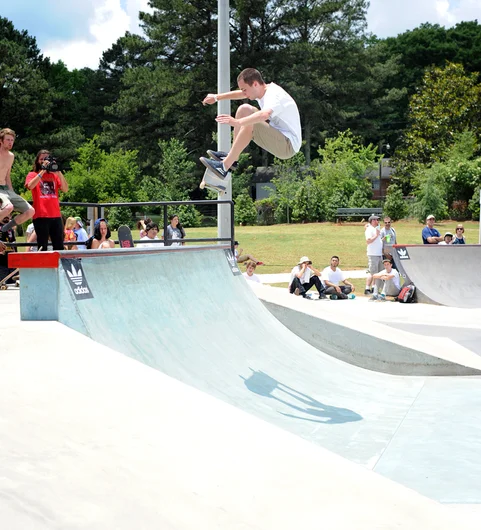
[202,90,245,105]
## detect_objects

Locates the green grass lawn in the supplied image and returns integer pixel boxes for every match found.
[18,219,479,275]
[175,219,480,274]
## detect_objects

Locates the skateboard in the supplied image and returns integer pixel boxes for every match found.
[0,268,19,290]
[199,167,231,195]
[118,225,134,248]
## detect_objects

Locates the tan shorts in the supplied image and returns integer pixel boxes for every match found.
[367,255,383,275]
[0,186,31,214]
[253,121,295,160]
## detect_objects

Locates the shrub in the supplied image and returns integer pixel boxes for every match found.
[255,197,277,226]
[383,184,408,221]
[234,191,257,225]
[448,200,470,221]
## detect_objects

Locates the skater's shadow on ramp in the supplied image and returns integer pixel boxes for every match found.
[240,369,362,425]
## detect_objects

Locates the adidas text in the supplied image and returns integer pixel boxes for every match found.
[74,286,90,295]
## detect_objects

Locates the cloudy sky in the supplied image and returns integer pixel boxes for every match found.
[2,0,481,70]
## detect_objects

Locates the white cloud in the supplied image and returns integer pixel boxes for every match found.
[367,0,481,38]
[42,0,152,70]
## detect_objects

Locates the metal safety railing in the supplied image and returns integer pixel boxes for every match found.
[2,199,235,251]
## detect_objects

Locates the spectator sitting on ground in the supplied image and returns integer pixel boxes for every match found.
[137,218,152,239]
[364,214,383,296]
[74,217,89,250]
[64,217,78,250]
[289,256,326,299]
[234,241,263,265]
[137,221,163,248]
[91,219,115,249]
[371,258,401,300]
[452,224,466,244]
[321,256,355,299]
[438,232,453,245]
[422,214,443,244]
[243,260,261,283]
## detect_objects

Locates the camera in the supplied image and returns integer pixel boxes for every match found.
[42,155,59,172]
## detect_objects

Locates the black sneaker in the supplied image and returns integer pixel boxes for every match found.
[319,293,327,299]
[200,157,231,180]
[207,150,238,169]
[364,288,371,295]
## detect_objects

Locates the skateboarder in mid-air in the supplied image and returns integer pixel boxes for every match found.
[200,68,302,181]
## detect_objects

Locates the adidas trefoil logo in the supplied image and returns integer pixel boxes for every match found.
[67,264,83,285]
[397,248,408,259]
[67,263,91,295]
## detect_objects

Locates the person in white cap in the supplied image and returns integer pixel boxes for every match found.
[74,216,89,250]
[289,256,326,299]
[422,214,443,244]
[364,213,383,298]
[438,232,453,245]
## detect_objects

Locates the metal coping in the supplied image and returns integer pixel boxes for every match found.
[9,244,231,269]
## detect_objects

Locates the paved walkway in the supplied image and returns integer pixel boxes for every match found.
[258,269,367,284]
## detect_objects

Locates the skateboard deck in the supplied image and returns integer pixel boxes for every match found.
[118,225,134,248]
[199,167,230,195]
[0,268,19,290]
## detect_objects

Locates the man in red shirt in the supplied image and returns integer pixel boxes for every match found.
[25,150,68,250]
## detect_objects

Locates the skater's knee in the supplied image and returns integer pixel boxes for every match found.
[1,204,14,216]
[235,104,257,119]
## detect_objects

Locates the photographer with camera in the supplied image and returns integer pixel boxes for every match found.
[25,150,68,251]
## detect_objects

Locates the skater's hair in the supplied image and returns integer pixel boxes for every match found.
[33,150,51,171]
[0,128,16,141]
[93,219,111,240]
[145,221,159,233]
[331,255,340,261]
[237,68,265,86]
[245,261,257,270]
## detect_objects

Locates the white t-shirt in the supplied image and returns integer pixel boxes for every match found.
[243,272,261,283]
[384,268,401,290]
[290,265,312,285]
[137,236,163,249]
[257,83,302,153]
[365,225,383,256]
[321,266,345,288]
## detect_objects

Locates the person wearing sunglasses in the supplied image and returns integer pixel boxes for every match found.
[379,216,397,266]
[452,224,466,244]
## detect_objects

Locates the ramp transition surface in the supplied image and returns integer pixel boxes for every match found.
[393,244,481,308]
[19,247,481,503]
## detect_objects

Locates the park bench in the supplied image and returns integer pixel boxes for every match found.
[336,207,383,220]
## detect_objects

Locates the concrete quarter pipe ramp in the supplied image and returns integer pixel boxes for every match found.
[393,244,481,308]
[11,246,481,503]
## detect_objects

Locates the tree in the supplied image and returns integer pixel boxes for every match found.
[394,63,481,192]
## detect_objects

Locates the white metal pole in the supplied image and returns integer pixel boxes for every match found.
[217,0,232,243]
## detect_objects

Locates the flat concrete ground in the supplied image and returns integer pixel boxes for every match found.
[2,278,481,529]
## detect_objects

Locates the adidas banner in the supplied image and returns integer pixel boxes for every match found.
[61,258,94,300]
[396,247,410,260]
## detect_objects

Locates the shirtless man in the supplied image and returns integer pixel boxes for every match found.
[0,128,35,233]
